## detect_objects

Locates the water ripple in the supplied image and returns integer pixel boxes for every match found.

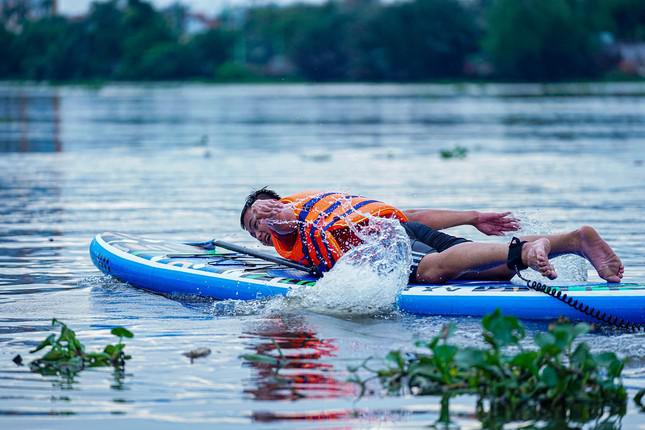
[0,83,644,428]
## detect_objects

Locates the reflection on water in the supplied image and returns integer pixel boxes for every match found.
[242,316,351,402]
[241,315,362,423]
[0,83,644,428]
[0,162,66,299]
[0,86,62,152]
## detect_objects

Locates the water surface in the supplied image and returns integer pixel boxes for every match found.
[0,82,644,428]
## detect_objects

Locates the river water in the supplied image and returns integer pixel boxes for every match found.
[0,82,644,428]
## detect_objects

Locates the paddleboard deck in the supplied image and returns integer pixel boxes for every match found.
[90,232,645,324]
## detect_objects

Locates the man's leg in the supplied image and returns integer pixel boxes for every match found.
[416,226,623,283]
[415,239,552,283]
[457,231,580,281]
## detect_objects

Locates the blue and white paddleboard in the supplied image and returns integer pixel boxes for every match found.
[90,232,645,324]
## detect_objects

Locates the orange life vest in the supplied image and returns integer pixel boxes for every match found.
[271,191,408,273]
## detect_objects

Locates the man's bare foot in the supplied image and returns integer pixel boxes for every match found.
[522,238,557,279]
[578,226,623,283]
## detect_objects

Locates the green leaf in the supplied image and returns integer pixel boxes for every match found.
[104,343,124,359]
[41,349,67,362]
[240,353,279,365]
[26,320,134,376]
[550,325,576,349]
[85,352,111,367]
[51,318,66,329]
[534,332,554,347]
[482,309,524,348]
[385,350,406,370]
[433,345,458,363]
[334,311,628,416]
[540,365,558,388]
[455,348,486,368]
[510,351,539,373]
[571,342,591,367]
[428,336,440,350]
[608,359,624,379]
[85,351,110,360]
[111,327,134,339]
[59,325,73,342]
[572,322,590,338]
[68,336,84,354]
[535,332,562,356]
[104,344,116,356]
[635,388,645,411]
[29,334,56,354]
[594,352,618,367]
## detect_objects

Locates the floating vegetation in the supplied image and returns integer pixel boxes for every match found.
[439,145,468,159]
[350,310,630,424]
[15,319,133,377]
[183,347,212,363]
[636,388,645,411]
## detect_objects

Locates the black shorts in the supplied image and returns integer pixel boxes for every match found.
[402,222,471,283]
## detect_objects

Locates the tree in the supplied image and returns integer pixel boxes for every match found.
[286,3,350,81]
[353,0,479,81]
[137,42,197,79]
[84,0,126,78]
[119,0,176,78]
[15,17,90,80]
[484,0,602,80]
[0,25,18,77]
[599,0,645,41]
[188,29,238,77]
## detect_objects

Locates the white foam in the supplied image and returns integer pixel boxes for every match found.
[287,218,411,316]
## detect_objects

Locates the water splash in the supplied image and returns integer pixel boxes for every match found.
[209,208,413,318]
[513,211,588,283]
[287,217,411,316]
[211,298,274,316]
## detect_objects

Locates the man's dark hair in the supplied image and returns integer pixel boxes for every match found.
[240,186,281,230]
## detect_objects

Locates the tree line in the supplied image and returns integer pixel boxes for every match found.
[1,0,644,82]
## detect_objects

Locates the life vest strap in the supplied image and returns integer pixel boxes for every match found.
[296,192,337,267]
[322,199,378,232]
[304,198,351,271]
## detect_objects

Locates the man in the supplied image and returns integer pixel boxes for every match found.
[240,188,624,284]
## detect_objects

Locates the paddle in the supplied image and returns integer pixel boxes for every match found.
[184,239,321,277]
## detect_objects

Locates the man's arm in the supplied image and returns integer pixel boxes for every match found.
[403,209,520,236]
[404,209,478,230]
[403,209,477,230]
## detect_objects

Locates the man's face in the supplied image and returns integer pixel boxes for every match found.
[242,201,273,246]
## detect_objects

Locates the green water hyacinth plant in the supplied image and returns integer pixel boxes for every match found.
[439,145,468,159]
[28,319,133,376]
[350,310,628,420]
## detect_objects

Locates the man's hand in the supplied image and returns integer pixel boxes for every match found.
[473,211,520,236]
[253,199,284,219]
[252,199,298,236]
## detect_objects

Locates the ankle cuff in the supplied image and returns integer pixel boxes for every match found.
[507,237,528,271]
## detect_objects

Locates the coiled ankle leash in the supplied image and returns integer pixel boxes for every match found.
[508,237,643,331]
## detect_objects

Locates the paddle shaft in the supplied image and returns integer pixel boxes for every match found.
[211,240,321,277]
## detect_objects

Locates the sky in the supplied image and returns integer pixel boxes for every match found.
[58,0,294,16]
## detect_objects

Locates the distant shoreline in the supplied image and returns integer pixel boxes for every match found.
[2,77,645,86]
[2,79,645,98]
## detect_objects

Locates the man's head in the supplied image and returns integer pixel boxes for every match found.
[240,186,281,246]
